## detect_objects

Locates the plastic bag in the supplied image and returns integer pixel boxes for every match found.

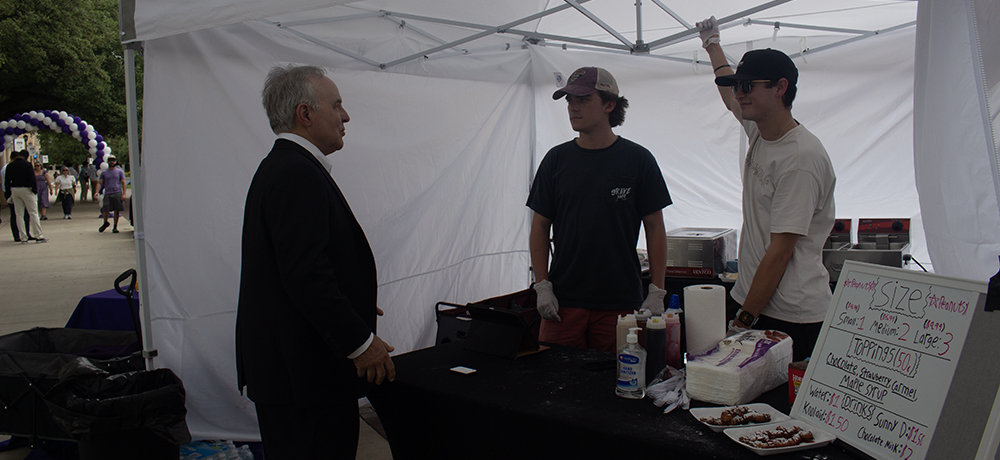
[646,366,690,414]
[45,357,191,446]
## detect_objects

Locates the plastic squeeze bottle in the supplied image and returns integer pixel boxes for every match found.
[634,309,651,349]
[645,315,667,382]
[616,327,647,399]
[664,311,682,369]
[616,313,636,352]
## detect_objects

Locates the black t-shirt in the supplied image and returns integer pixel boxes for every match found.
[527,137,671,310]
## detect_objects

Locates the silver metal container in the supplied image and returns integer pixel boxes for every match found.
[823,218,911,282]
[665,228,737,278]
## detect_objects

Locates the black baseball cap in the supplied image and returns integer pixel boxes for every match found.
[715,49,798,87]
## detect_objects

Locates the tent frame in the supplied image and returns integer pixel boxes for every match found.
[256,0,916,70]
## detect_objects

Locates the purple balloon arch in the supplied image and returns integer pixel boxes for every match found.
[1,110,112,164]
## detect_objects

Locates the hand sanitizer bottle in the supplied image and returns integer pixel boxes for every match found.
[616,327,647,399]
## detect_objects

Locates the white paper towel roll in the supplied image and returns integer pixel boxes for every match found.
[683,284,727,355]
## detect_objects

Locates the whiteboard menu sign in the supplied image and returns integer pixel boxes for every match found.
[791,260,990,460]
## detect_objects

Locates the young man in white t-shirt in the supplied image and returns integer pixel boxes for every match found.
[697,17,837,361]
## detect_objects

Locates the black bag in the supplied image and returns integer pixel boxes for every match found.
[45,362,191,460]
[0,328,142,441]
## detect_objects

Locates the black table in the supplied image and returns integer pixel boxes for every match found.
[369,342,869,459]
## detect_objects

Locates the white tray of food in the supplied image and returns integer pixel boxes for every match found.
[723,422,836,456]
[690,403,790,433]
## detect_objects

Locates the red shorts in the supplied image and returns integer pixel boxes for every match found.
[539,306,635,352]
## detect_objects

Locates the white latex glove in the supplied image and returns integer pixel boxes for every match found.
[727,319,750,337]
[695,16,720,49]
[640,284,667,316]
[534,279,561,322]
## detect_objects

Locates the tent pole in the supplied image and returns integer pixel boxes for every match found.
[528,61,538,287]
[635,0,644,48]
[564,0,632,49]
[648,0,693,29]
[646,0,794,50]
[123,42,157,371]
[965,0,1000,223]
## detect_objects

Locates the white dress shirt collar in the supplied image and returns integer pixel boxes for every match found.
[277,132,334,173]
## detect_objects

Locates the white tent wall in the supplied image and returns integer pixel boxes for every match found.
[141,21,535,438]
[913,0,1000,282]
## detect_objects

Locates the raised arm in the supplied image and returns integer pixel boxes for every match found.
[696,17,742,122]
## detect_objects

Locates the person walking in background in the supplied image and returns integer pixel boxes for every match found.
[4,151,46,244]
[96,156,126,233]
[63,160,79,182]
[87,159,99,202]
[78,159,92,202]
[33,162,52,221]
[54,166,78,219]
[1,154,32,242]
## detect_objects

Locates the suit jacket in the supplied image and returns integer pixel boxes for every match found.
[236,138,378,407]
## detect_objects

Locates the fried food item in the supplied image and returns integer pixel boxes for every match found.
[699,406,773,426]
[738,425,815,449]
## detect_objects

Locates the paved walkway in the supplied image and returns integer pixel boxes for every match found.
[1,198,137,336]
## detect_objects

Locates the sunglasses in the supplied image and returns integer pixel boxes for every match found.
[731,80,774,95]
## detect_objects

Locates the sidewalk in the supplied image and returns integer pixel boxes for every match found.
[0,198,138,335]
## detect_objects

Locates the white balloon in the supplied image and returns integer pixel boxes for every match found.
[69,123,78,131]
[88,139,98,148]
[0,121,7,129]
[105,146,112,156]
[59,111,68,118]
[34,112,44,120]
[72,130,81,139]
[28,111,36,117]
[16,120,26,129]
[88,131,97,140]
[89,147,98,154]
[101,162,109,171]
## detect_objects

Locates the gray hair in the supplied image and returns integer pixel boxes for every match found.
[261,65,326,134]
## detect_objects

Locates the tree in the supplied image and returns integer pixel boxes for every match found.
[0,0,141,166]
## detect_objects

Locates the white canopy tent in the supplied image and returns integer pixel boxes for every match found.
[118,0,999,441]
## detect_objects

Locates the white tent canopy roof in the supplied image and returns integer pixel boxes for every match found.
[124,0,918,68]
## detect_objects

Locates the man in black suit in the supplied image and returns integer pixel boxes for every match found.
[237,65,395,458]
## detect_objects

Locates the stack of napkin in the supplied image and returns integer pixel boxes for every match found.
[685,330,793,405]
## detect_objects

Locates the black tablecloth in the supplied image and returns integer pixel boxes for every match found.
[369,342,869,460]
[65,289,135,332]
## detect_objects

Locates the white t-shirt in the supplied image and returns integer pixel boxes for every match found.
[731,120,837,323]
[54,175,77,191]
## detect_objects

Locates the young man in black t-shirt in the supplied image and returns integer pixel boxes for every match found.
[527,67,672,352]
